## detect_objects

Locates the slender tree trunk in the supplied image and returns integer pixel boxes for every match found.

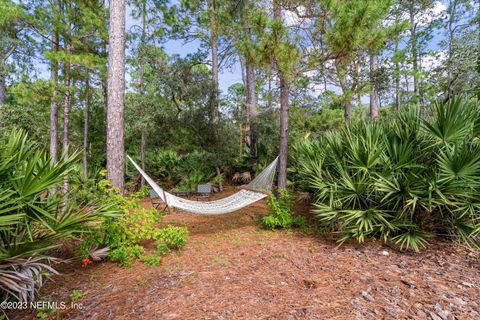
[139,0,147,187]
[369,54,379,120]
[106,0,126,192]
[278,77,289,190]
[62,43,72,194]
[445,0,457,101]
[83,76,90,180]
[245,60,257,159]
[274,1,289,190]
[208,0,219,124]
[334,61,352,123]
[409,8,421,112]
[239,55,246,156]
[241,0,258,159]
[394,39,401,111]
[49,22,59,163]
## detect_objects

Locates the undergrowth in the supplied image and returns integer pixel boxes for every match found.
[262,190,305,230]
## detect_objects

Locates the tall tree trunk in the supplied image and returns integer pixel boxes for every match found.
[278,76,289,190]
[83,76,90,180]
[394,39,401,111]
[106,0,126,192]
[369,54,379,120]
[334,60,352,123]
[49,18,59,163]
[139,0,147,187]
[245,60,257,159]
[208,0,219,124]
[62,44,72,194]
[409,8,421,112]
[239,56,246,157]
[274,0,289,190]
[445,0,457,101]
[241,0,258,159]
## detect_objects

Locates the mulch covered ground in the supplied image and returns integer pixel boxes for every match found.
[9,188,480,320]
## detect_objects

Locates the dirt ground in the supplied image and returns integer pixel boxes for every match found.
[8,188,480,320]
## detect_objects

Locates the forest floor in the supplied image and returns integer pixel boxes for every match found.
[9,188,480,320]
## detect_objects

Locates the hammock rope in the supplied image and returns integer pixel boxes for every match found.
[127,155,278,215]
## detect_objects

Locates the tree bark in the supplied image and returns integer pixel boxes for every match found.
[445,0,457,101]
[106,0,126,193]
[409,7,421,112]
[245,59,257,159]
[274,0,289,190]
[83,76,90,180]
[139,0,147,187]
[49,13,59,164]
[369,54,379,120]
[394,39,401,111]
[62,43,72,194]
[208,0,219,124]
[278,76,289,190]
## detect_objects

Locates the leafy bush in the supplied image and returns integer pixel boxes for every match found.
[262,190,305,229]
[123,208,161,244]
[108,247,131,267]
[131,186,151,198]
[148,150,182,181]
[155,242,171,254]
[147,149,216,187]
[80,201,189,267]
[155,225,189,249]
[140,254,162,266]
[293,98,480,251]
[0,129,116,302]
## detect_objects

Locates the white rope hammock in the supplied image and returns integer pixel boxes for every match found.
[127,155,278,215]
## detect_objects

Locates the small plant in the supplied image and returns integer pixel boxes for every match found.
[131,186,150,198]
[123,208,161,244]
[108,247,132,267]
[78,196,187,268]
[154,225,189,249]
[155,242,171,255]
[262,190,305,229]
[36,306,57,319]
[70,290,87,303]
[127,245,145,259]
[140,254,162,266]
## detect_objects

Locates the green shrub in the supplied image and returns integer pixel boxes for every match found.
[123,208,161,244]
[140,254,162,266]
[0,129,117,302]
[293,98,480,251]
[108,247,131,267]
[127,245,145,259]
[155,242,171,254]
[131,186,151,198]
[155,225,189,249]
[107,245,145,267]
[262,190,305,229]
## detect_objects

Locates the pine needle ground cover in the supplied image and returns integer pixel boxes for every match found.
[7,193,480,320]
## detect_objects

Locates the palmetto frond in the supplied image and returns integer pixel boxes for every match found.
[294,97,480,250]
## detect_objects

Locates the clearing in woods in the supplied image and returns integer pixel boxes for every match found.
[11,189,480,320]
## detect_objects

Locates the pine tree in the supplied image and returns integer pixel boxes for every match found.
[106,0,126,192]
